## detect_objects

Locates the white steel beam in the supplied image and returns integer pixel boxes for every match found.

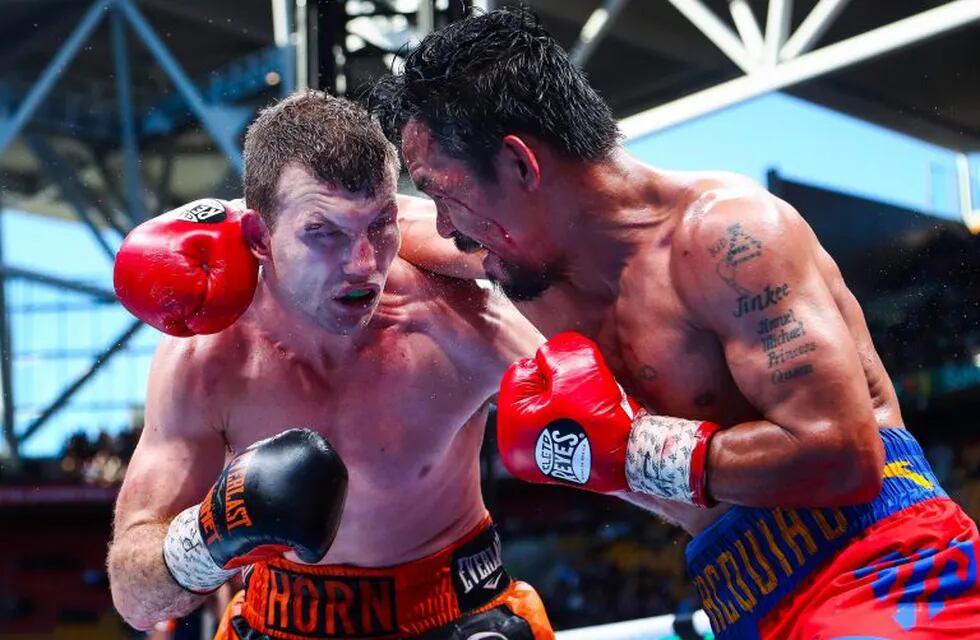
[730,0,765,61]
[570,0,631,67]
[417,0,434,37]
[666,0,757,74]
[295,0,308,90]
[780,0,851,60]
[620,0,980,139]
[271,0,290,46]
[764,0,793,65]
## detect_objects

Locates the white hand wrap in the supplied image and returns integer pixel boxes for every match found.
[625,413,721,507]
[162,504,237,593]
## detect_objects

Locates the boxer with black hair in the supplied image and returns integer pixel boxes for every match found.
[373,8,980,639]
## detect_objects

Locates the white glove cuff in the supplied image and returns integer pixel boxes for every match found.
[162,504,236,593]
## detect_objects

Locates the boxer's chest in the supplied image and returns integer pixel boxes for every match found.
[598,262,760,425]
[225,329,489,480]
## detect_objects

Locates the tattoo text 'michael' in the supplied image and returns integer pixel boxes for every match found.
[756,308,816,384]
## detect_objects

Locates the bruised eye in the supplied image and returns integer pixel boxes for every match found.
[305,223,342,238]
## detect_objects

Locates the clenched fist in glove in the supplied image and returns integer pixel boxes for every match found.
[162,428,348,593]
[497,332,722,507]
[113,199,258,336]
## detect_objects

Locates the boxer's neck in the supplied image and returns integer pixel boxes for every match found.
[544,148,674,304]
[246,279,370,366]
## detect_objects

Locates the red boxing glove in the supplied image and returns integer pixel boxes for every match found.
[113,199,258,336]
[497,332,640,493]
[498,332,721,506]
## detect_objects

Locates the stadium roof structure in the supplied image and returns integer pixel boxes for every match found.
[0,0,978,221]
[534,0,980,230]
[0,1,978,454]
[551,0,980,150]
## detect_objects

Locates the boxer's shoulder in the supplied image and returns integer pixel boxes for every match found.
[669,173,801,263]
[666,169,761,195]
[149,328,247,416]
[154,327,244,375]
[664,173,815,330]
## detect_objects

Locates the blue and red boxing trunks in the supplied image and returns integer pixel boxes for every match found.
[688,427,979,638]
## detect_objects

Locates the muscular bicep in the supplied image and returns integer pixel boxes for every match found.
[396,195,485,279]
[677,197,877,437]
[114,339,227,534]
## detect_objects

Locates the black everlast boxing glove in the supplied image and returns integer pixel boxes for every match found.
[163,428,348,593]
[420,606,535,640]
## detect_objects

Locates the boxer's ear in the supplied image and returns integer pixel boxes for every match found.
[501,135,541,192]
[241,209,272,261]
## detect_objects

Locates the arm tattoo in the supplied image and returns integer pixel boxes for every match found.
[713,223,762,296]
[757,308,816,384]
[639,364,658,382]
[733,282,791,318]
[708,223,793,317]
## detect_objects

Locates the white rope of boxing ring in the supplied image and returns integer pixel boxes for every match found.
[555,609,712,639]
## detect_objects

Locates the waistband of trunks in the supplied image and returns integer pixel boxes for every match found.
[685,427,947,639]
[239,513,512,639]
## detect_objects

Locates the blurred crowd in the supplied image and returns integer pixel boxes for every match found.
[2,419,979,632]
[866,231,980,373]
[503,515,698,629]
[0,426,140,487]
[58,428,140,486]
[10,413,969,633]
[928,438,980,527]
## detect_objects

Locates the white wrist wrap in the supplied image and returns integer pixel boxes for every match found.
[625,413,703,505]
[162,504,236,593]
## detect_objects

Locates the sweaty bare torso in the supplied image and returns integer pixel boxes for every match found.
[188,260,497,566]
[521,171,903,534]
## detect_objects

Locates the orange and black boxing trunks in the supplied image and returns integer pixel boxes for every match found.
[213,515,554,640]
[688,427,980,639]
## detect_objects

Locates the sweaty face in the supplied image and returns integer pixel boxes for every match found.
[264,163,400,334]
[400,119,565,301]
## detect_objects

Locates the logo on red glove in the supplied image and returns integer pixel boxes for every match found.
[534,419,591,484]
[176,199,227,224]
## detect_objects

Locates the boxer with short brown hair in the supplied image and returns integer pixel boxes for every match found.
[107,90,553,639]
[372,8,980,639]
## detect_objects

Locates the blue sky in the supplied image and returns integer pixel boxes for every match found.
[3,211,157,457]
[0,91,970,457]
[627,93,963,219]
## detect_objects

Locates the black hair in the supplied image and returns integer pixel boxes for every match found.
[369,7,620,177]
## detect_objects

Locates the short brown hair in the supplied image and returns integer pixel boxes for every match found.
[244,90,399,227]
